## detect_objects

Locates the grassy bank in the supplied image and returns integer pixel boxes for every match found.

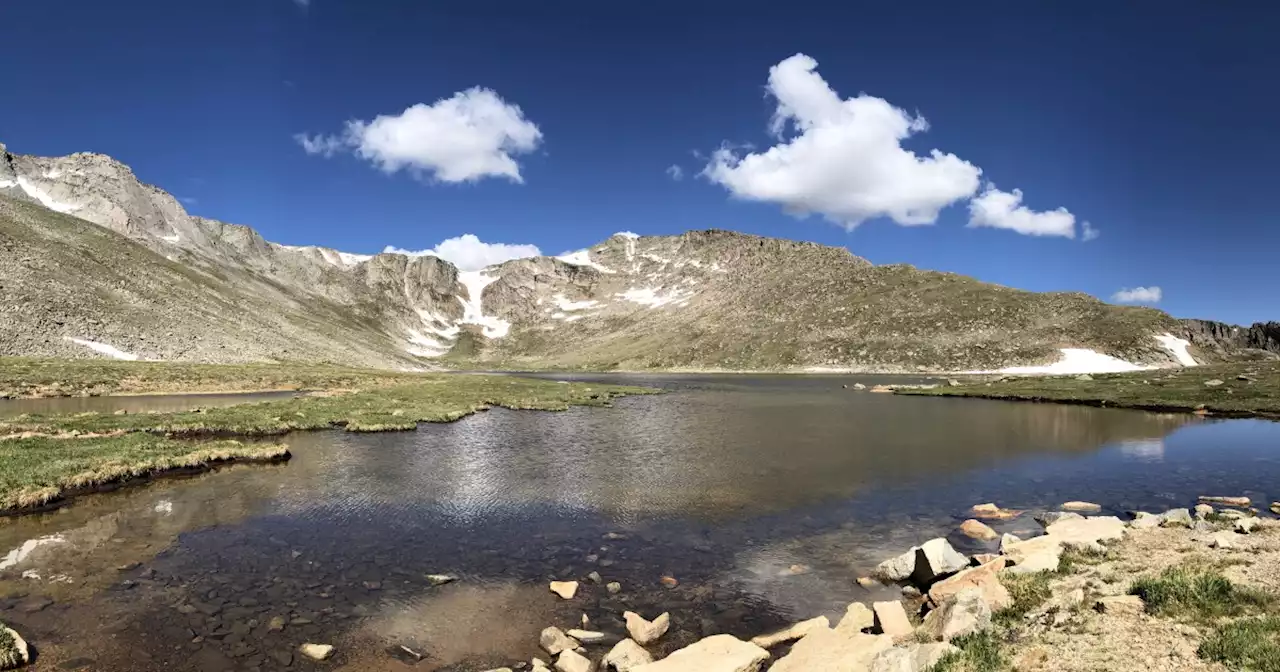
[897,361,1280,418]
[0,357,438,398]
[0,360,654,513]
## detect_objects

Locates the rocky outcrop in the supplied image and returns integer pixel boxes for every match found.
[1181,319,1280,359]
[631,635,768,672]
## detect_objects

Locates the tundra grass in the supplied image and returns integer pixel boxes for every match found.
[898,362,1280,418]
[0,434,288,513]
[1199,616,1280,671]
[1130,566,1275,623]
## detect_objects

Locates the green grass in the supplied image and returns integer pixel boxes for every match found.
[0,622,20,669]
[932,631,1006,672]
[0,434,288,512]
[1199,616,1280,671]
[898,362,1280,418]
[994,571,1055,625]
[1130,566,1274,622]
[1057,545,1114,575]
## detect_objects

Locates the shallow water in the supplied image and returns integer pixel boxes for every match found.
[0,391,299,418]
[2,374,1279,671]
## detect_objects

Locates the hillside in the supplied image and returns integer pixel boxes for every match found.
[1,142,1273,372]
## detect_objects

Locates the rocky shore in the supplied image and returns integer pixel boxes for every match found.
[480,496,1280,672]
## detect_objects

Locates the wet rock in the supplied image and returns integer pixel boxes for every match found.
[602,638,653,671]
[550,581,579,599]
[857,576,879,589]
[928,557,1010,611]
[870,642,959,672]
[852,383,867,390]
[1093,595,1144,616]
[631,635,769,672]
[749,615,829,649]
[771,628,892,672]
[541,627,580,656]
[835,602,875,634]
[960,519,998,541]
[1160,508,1194,528]
[624,611,670,645]
[1200,495,1250,507]
[919,588,991,641]
[1035,511,1084,527]
[872,601,913,639]
[425,574,458,586]
[970,503,1021,520]
[1194,504,1215,519]
[0,625,30,670]
[1128,512,1163,530]
[606,582,622,595]
[299,643,333,661]
[567,629,606,644]
[555,649,595,672]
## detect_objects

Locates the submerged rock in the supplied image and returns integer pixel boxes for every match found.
[970,503,1022,520]
[1061,501,1102,513]
[632,635,769,672]
[960,519,998,541]
[750,615,829,649]
[1200,495,1251,507]
[602,638,654,671]
[624,611,670,645]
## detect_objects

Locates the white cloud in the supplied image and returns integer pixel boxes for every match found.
[967,185,1078,238]
[295,87,542,184]
[666,165,684,181]
[702,53,983,229]
[1112,286,1163,304]
[1082,221,1100,241]
[382,234,541,271]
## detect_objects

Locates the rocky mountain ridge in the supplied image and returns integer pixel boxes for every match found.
[1,141,1274,372]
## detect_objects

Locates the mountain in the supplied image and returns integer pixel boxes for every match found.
[0,142,1273,372]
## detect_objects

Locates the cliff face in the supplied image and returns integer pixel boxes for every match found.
[1181,320,1280,359]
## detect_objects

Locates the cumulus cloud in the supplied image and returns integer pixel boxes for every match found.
[967,185,1078,238]
[1082,221,1100,242]
[382,234,541,271]
[666,165,684,181]
[295,87,542,184]
[702,53,983,229]
[1112,286,1163,304]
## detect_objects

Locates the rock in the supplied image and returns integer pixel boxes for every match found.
[919,589,991,641]
[660,576,679,588]
[425,573,458,586]
[972,553,1000,565]
[857,576,879,589]
[928,557,1010,611]
[1200,495,1251,507]
[1204,379,1224,387]
[916,538,969,583]
[606,582,622,594]
[1194,504,1215,519]
[1061,501,1103,513]
[870,642,959,672]
[1001,534,1063,574]
[631,635,769,672]
[1093,595,1145,616]
[1210,532,1235,549]
[1161,508,1194,527]
[999,533,1022,552]
[267,615,287,632]
[602,639,654,671]
[624,611,670,645]
[533,657,552,670]
[541,627,580,656]
[1218,509,1248,520]
[750,616,830,649]
[1270,502,1280,515]
[869,385,894,394]
[1236,518,1259,534]
[588,571,603,584]
[873,548,919,582]
[1128,512,1163,530]
[836,602,876,634]
[299,643,334,661]
[872,601,914,639]
[1044,516,1126,551]
[0,625,30,669]
[960,519,998,541]
[550,581,580,599]
[270,650,294,666]
[1034,511,1084,527]
[970,503,1021,520]
[568,629,606,644]
[1075,374,1093,381]
[771,628,893,672]
[556,649,596,672]
[853,383,867,390]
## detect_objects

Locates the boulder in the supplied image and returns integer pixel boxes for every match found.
[533,658,552,670]
[607,582,622,594]
[1270,502,1280,515]
[870,642,960,672]
[624,611,670,645]
[836,602,876,634]
[568,629,607,644]
[1043,516,1125,551]
[1128,512,1163,530]
[919,589,991,642]
[750,616,830,649]
[916,538,969,583]
[853,383,867,390]
[1200,495,1251,507]
[972,553,1001,565]
[960,519,998,541]
[771,628,893,672]
[999,533,1022,553]
[1160,508,1194,527]
[631,635,769,672]
[602,639,654,671]
[1001,535,1062,574]
[299,643,334,661]
[1236,518,1259,534]
[1093,595,1145,616]
[970,503,1022,520]
[556,649,596,672]
[928,557,1010,611]
[1194,504,1215,519]
[873,548,919,582]
[1210,532,1235,549]
[541,627,580,656]
[1061,501,1102,513]
[872,601,914,639]
[551,581,580,599]
[0,626,30,670]
[1035,511,1084,527]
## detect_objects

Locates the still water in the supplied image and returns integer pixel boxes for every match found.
[2,374,1278,671]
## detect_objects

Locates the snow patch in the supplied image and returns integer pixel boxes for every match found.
[1,534,66,571]
[616,286,696,309]
[552,294,599,311]
[550,312,585,322]
[640,253,671,266]
[160,232,181,243]
[614,231,639,262]
[406,329,452,357]
[556,249,616,274]
[991,348,1146,375]
[154,500,173,514]
[43,169,63,179]
[457,270,511,338]
[276,244,370,268]
[1155,333,1197,366]
[63,336,139,361]
[0,179,16,188]
[16,176,80,213]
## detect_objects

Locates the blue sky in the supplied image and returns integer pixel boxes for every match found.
[1,1,1277,324]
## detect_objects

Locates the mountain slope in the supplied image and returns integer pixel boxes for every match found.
[0,141,1271,372]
